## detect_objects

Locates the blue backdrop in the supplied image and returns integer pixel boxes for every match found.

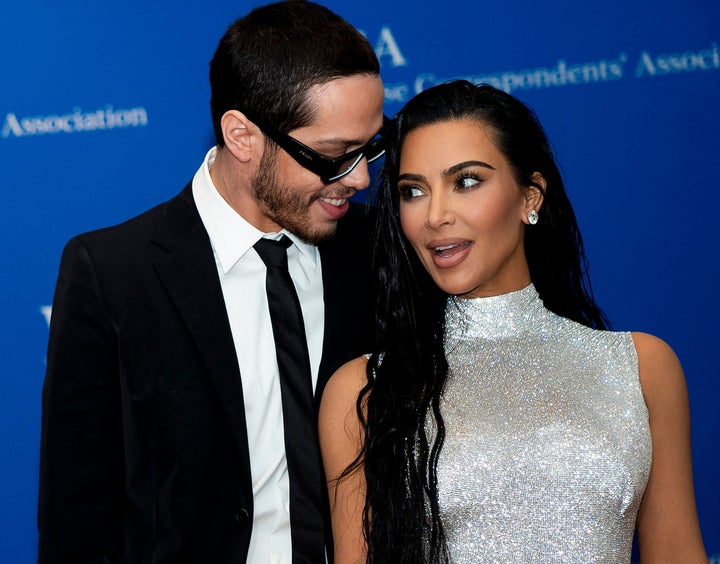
[1,1,718,561]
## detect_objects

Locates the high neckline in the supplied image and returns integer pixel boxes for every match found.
[446,284,542,340]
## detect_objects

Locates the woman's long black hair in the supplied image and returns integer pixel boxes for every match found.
[356,80,608,562]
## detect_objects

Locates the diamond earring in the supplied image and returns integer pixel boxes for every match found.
[528,209,539,225]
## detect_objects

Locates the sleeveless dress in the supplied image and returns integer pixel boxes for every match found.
[435,284,651,563]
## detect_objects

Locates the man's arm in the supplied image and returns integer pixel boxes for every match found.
[38,237,125,563]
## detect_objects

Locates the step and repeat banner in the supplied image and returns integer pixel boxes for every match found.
[1,0,718,561]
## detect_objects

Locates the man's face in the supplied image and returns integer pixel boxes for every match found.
[252,74,385,244]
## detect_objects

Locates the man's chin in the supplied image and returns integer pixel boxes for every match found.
[298,222,337,245]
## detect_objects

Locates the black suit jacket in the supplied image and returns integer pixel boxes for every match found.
[38,184,373,563]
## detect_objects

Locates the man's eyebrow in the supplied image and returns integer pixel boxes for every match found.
[314,120,385,148]
[314,137,363,148]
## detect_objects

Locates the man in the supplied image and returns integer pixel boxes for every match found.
[37,1,385,562]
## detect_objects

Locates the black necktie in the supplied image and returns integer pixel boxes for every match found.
[253,236,325,563]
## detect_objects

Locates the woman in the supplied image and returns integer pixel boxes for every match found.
[319,80,706,563]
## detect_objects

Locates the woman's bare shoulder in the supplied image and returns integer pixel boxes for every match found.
[322,356,370,407]
[320,355,372,440]
[319,356,371,482]
[631,331,685,402]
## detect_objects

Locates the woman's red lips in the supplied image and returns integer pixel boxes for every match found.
[427,240,473,268]
[428,240,472,257]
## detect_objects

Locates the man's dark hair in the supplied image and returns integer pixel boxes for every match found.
[209,0,380,146]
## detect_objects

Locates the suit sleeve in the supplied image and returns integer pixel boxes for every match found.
[38,237,124,563]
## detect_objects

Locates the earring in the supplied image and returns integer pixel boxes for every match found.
[527,209,539,225]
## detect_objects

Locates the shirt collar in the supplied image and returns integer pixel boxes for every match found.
[192,146,318,274]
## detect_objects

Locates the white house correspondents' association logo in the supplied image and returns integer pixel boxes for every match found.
[369,26,719,104]
[9,31,717,134]
[2,104,148,139]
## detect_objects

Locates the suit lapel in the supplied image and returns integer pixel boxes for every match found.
[316,204,373,405]
[150,185,251,466]
[317,244,342,399]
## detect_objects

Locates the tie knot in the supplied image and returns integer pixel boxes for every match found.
[254,235,292,268]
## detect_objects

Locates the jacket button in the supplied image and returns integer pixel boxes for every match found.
[235,509,250,526]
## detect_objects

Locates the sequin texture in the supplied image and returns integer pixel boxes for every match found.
[436,284,651,563]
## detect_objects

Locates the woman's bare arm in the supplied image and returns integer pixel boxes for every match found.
[319,356,370,564]
[633,332,707,563]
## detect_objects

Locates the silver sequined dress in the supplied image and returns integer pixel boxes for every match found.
[437,284,651,563]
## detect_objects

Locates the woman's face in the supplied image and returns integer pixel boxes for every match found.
[397,118,542,299]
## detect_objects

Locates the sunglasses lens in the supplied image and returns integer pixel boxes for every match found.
[330,138,385,180]
[367,145,385,164]
[328,154,365,182]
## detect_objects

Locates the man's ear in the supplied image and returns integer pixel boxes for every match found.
[522,172,546,224]
[220,110,261,163]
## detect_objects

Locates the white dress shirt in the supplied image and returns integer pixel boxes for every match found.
[192,147,324,563]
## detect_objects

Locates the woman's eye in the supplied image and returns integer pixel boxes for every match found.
[457,175,481,190]
[399,185,424,200]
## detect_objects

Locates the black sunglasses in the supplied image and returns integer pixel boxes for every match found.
[246,113,389,184]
